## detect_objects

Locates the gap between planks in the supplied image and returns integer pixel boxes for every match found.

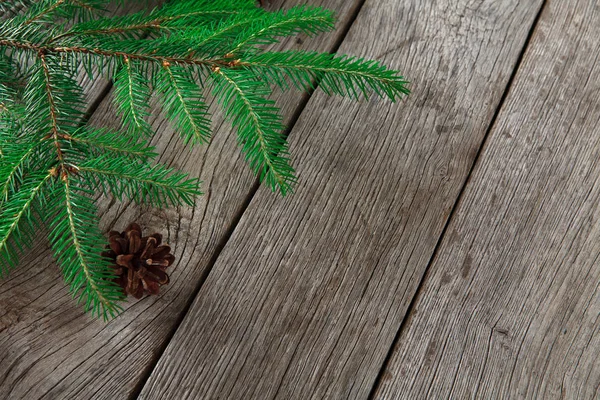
[0,1,368,399]
[366,0,549,398]
[136,1,549,399]
[374,0,600,397]
[128,1,370,398]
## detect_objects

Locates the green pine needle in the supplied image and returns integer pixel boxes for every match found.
[78,153,202,207]
[0,0,408,318]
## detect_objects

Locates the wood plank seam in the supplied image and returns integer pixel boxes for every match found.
[1,1,365,398]
[366,1,550,398]
[372,0,600,397]
[128,2,371,398]
[135,1,550,398]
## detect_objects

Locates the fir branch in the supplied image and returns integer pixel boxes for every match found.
[0,38,229,69]
[228,6,335,54]
[47,178,124,319]
[211,67,295,195]
[174,6,334,59]
[0,0,409,318]
[24,0,70,25]
[0,172,51,276]
[38,53,65,162]
[241,51,410,100]
[68,127,156,160]
[156,62,211,145]
[51,0,256,42]
[159,0,257,14]
[0,104,26,156]
[25,53,85,163]
[179,8,267,54]
[78,154,201,207]
[24,0,103,25]
[113,57,153,137]
[0,1,35,19]
[0,82,16,113]
[0,56,26,144]
[0,13,47,45]
[0,55,21,98]
[0,139,42,200]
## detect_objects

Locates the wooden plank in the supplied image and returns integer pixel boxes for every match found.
[138,1,545,399]
[372,0,600,398]
[0,1,362,399]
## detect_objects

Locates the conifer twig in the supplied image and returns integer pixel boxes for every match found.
[0,0,408,318]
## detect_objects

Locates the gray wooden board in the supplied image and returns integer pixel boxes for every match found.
[373,0,600,399]
[0,1,362,399]
[138,1,545,399]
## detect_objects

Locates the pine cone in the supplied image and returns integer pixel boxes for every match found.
[101,223,175,299]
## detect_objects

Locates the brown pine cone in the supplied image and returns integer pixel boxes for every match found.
[101,223,175,299]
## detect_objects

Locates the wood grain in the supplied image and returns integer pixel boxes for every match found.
[373,0,600,398]
[0,1,362,399]
[138,1,545,399]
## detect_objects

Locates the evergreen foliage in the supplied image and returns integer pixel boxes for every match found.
[0,0,409,319]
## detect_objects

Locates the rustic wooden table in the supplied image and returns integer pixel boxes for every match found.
[2,0,600,398]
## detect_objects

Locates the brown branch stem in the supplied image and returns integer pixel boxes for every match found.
[0,38,230,68]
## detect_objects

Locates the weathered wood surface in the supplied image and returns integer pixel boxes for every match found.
[373,1,600,399]
[138,1,545,399]
[0,1,363,399]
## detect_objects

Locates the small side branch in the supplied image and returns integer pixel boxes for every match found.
[38,52,64,164]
